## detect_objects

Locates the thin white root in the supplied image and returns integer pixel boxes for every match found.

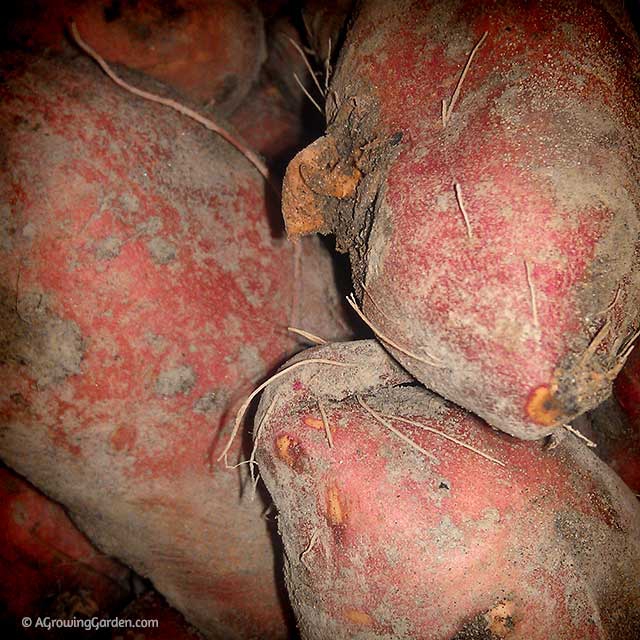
[301,11,314,49]
[293,72,324,114]
[290,238,302,329]
[578,318,611,368]
[523,260,540,330]
[324,37,332,92]
[606,354,631,382]
[251,472,261,500]
[605,286,621,314]
[361,282,434,352]
[361,282,395,322]
[249,397,277,485]
[617,326,640,362]
[442,31,488,127]
[357,396,439,464]
[300,529,320,565]
[70,23,270,183]
[217,358,354,463]
[453,182,473,240]
[610,346,636,380]
[346,294,444,368]
[382,413,506,467]
[607,328,640,380]
[286,35,325,98]
[287,327,328,345]
[226,459,252,469]
[563,424,597,448]
[545,431,565,451]
[318,401,333,448]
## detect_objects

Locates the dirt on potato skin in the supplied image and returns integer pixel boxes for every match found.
[0,287,85,388]
[255,340,640,640]
[282,0,640,441]
[0,49,354,640]
[451,600,516,640]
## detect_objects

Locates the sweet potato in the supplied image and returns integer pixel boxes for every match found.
[583,397,640,494]
[0,50,349,638]
[228,2,357,171]
[579,345,640,492]
[255,340,640,639]
[2,0,266,113]
[302,0,354,65]
[0,466,132,638]
[615,341,640,424]
[228,17,318,173]
[282,0,640,440]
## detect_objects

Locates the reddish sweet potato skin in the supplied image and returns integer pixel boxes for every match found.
[0,50,355,639]
[255,341,640,639]
[615,344,640,424]
[0,466,131,637]
[228,17,318,173]
[283,0,640,440]
[581,345,640,493]
[584,397,640,493]
[2,0,266,112]
[302,0,355,65]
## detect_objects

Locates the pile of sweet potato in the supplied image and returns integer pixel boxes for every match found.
[1,1,640,639]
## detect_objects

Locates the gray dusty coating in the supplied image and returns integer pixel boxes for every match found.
[155,365,197,397]
[257,339,413,415]
[0,49,334,640]
[0,287,84,388]
[255,341,640,639]
[148,237,177,264]
[283,0,640,440]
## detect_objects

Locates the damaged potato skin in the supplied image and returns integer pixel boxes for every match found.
[282,0,640,439]
[0,52,347,639]
[255,341,640,640]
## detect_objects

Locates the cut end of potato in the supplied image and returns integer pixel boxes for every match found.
[525,385,564,427]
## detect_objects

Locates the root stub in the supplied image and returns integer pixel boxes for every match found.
[282,135,361,237]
